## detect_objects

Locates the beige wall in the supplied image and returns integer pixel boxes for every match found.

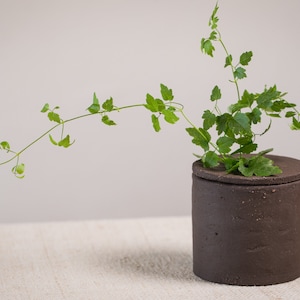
[1,0,300,222]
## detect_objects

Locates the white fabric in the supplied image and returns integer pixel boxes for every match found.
[0,216,300,300]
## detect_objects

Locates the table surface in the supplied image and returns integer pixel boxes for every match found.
[1,216,300,300]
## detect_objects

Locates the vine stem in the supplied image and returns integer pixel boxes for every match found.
[217,30,241,101]
[0,103,146,167]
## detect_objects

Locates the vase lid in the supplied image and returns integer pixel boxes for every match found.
[192,155,300,185]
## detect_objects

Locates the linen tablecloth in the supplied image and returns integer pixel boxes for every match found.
[0,216,299,299]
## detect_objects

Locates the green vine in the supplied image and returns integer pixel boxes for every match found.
[1,3,300,178]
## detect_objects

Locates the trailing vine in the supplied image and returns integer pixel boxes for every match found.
[1,3,300,178]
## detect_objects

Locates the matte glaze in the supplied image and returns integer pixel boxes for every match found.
[192,155,300,285]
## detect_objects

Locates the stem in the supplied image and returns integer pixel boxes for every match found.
[217,31,241,101]
[0,103,146,167]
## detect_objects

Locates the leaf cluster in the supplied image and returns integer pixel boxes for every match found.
[144,84,180,132]
[192,3,300,176]
[87,94,117,125]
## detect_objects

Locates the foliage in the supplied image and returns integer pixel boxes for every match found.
[1,3,299,178]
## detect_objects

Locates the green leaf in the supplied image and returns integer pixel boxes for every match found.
[234,67,247,79]
[235,136,253,146]
[208,4,219,29]
[239,51,253,66]
[41,103,50,113]
[102,97,114,112]
[185,127,211,151]
[102,115,116,126]
[229,90,255,113]
[201,38,215,57]
[202,110,216,130]
[12,163,25,178]
[224,54,232,68]
[218,113,250,137]
[58,135,74,148]
[216,112,251,138]
[47,111,61,123]
[240,90,255,107]
[160,84,174,101]
[0,141,10,151]
[246,107,262,124]
[291,117,300,130]
[230,112,251,134]
[271,99,296,112]
[49,134,58,146]
[223,157,239,173]
[151,114,160,132]
[216,113,233,136]
[267,113,281,118]
[162,109,179,124]
[87,93,101,114]
[232,142,258,155]
[216,136,234,154]
[256,85,281,110]
[202,151,219,168]
[238,156,282,177]
[285,111,296,118]
[209,31,217,40]
[145,94,165,112]
[210,85,221,101]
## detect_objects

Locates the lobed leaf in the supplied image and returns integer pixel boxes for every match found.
[223,157,239,174]
[47,111,61,123]
[145,94,165,112]
[216,136,234,154]
[229,90,255,113]
[234,67,247,79]
[186,127,211,151]
[209,31,217,41]
[216,113,232,136]
[238,156,282,177]
[210,85,222,101]
[58,135,74,148]
[232,142,258,155]
[201,38,215,57]
[246,107,261,124]
[151,114,161,132]
[239,51,253,66]
[202,151,219,168]
[102,115,116,126]
[162,109,179,124]
[271,99,296,112]
[291,117,300,130]
[208,4,219,29]
[256,85,281,110]
[41,103,50,113]
[231,112,251,134]
[160,84,174,101]
[102,97,114,112]
[87,93,101,114]
[224,54,232,68]
[285,111,296,118]
[202,110,216,130]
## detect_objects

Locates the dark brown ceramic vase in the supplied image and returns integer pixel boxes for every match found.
[192,155,300,286]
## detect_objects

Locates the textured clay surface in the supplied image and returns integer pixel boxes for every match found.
[192,155,300,285]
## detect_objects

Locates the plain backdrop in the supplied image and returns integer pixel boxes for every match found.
[1,0,300,223]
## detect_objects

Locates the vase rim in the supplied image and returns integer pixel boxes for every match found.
[192,154,300,185]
